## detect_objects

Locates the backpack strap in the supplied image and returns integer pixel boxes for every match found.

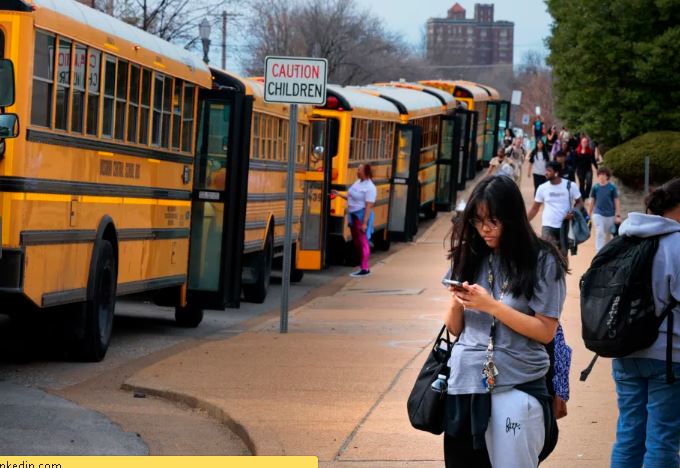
[664,298,678,384]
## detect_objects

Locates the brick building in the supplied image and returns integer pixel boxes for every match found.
[426,3,514,67]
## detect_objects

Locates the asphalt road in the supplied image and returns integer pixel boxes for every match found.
[0,251,411,455]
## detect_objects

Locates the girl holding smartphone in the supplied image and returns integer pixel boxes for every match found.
[442,175,568,467]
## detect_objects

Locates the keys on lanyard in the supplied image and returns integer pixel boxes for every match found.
[482,335,499,392]
[482,253,506,393]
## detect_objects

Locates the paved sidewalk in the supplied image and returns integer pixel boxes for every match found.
[124,174,618,466]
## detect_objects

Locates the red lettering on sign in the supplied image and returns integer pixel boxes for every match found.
[270,62,322,80]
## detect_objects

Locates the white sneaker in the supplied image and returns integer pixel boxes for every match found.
[349,269,371,277]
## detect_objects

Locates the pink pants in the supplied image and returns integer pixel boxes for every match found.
[350,214,370,271]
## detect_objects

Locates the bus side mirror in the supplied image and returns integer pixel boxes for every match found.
[0,59,15,107]
[0,113,19,139]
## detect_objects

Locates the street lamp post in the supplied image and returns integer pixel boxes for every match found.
[199,18,211,64]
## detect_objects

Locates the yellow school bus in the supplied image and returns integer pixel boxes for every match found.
[0,0,252,361]
[373,82,465,212]
[297,85,402,269]
[420,80,510,175]
[360,85,449,239]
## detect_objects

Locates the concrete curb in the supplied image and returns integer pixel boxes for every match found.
[120,382,257,455]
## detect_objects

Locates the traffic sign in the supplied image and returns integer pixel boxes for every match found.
[264,56,328,105]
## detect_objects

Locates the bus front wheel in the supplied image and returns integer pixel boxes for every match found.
[175,304,204,328]
[72,239,117,362]
[243,229,273,304]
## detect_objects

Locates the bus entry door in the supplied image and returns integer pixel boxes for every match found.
[297,118,333,270]
[435,116,459,212]
[388,125,422,242]
[187,96,248,309]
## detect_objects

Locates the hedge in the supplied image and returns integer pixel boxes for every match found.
[604,131,680,188]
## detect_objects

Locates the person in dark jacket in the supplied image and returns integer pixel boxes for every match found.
[574,136,598,200]
[555,151,575,182]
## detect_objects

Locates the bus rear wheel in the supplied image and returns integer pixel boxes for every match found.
[175,304,204,328]
[243,229,273,304]
[423,202,437,220]
[72,240,117,362]
[372,229,391,251]
[290,243,304,283]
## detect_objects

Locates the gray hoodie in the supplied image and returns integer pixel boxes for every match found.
[619,213,680,362]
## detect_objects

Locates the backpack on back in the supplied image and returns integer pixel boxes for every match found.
[579,235,677,383]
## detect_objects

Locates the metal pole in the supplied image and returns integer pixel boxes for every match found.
[221,11,227,70]
[280,104,298,333]
[644,156,650,194]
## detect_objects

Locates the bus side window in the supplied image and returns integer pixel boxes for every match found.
[181,84,195,153]
[71,43,87,133]
[86,48,102,136]
[139,68,151,145]
[54,38,72,131]
[31,30,55,127]
[127,64,140,142]
[114,60,128,140]
[0,28,4,59]
[101,56,116,138]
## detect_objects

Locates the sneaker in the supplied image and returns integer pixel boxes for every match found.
[349,269,371,278]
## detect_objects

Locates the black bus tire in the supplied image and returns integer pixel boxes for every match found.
[290,243,304,283]
[243,229,273,304]
[175,304,204,328]
[72,239,117,362]
[373,229,391,251]
[423,202,437,220]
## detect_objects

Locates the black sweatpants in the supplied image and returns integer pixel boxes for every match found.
[444,433,491,468]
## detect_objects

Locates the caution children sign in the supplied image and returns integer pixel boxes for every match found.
[264,56,328,105]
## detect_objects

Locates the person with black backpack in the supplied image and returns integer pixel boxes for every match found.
[580,178,680,468]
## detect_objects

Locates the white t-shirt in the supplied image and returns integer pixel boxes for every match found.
[535,178,581,228]
[347,179,377,213]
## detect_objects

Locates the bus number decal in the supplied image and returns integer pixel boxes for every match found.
[100,159,141,180]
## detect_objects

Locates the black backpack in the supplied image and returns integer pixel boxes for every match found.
[579,235,677,383]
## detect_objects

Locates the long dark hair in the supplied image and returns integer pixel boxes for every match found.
[646,178,680,215]
[449,176,568,299]
[531,140,549,162]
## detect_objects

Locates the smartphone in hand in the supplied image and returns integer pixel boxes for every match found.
[442,279,468,292]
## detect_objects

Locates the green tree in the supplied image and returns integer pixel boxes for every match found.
[545,0,680,148]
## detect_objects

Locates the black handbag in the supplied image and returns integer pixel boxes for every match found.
[407,325,455,435]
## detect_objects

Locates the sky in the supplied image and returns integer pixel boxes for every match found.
[226,0,553,73]
[356,0,553,65]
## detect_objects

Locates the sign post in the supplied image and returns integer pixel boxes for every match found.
[264,56,328,333]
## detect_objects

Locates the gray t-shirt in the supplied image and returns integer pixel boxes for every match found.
[446,252,566,395]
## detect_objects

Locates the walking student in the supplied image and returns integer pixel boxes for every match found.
[331,163,376,277]
[486,147,515,180]
[588,167,621,252]
[574,136,598,200]
[527,139,550,194]
[527,161,583,257]
[610,178,680,468]
[443,175,566,468]
[555,150,575,182]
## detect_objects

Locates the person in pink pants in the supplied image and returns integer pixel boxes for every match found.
[332,163,376,277]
